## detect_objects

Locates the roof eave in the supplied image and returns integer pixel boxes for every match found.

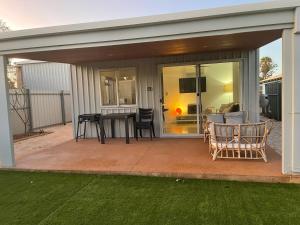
[0,0,299,41]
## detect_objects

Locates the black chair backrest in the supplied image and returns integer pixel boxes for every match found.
[138,108,154,122]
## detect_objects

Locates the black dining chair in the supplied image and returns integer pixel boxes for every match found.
[76,114,101,142]
[135,108,155,140]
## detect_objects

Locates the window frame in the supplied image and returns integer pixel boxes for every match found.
[99,67,138,108]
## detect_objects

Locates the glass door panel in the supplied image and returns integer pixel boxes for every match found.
[199,62,240,131]
[162,65,198,135]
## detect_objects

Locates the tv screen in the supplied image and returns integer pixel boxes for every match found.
[179,78,196,93]
[200,77,207,93]
[179,77,206,93]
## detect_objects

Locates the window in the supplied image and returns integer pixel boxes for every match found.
[118,68,137,105]
[100,68,137,106]
[100,70,117,105]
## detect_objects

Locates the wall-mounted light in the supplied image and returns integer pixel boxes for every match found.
[223,83,233,93]
[223,83,233,103]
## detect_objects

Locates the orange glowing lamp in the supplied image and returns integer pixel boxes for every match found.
[176,107,182,115]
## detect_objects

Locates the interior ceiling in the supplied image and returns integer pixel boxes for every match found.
[9,30,282,64]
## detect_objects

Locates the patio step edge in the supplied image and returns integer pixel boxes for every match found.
[1,167,299,184]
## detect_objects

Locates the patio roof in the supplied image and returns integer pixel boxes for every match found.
[8,30,282,64]
[0,0,298,63]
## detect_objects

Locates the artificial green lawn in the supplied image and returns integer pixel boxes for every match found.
[0,171,299,225]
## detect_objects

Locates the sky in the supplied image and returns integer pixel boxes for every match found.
[0,0,281,74]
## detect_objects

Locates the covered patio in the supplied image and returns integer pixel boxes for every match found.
[15,136,284,183]
[1,1,300,180]
[12,121,288,183]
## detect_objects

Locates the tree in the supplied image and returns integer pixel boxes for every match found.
[0,19,15,87]
[7,66,17,88]
[10,89,31,134]
[8,77,16,88]
[260,56,278,80]
[0,19,9,32]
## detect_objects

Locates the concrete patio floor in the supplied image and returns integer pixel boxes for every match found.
[13,136,293,183]
[14,124,73,160]
[11,123,300,183]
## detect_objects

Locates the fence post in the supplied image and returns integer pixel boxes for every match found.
[26,89,33,132]
[60,90,66,125]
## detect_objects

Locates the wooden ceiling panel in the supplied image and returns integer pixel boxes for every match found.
[10,30,282,64]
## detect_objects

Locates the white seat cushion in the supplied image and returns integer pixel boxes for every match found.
[211,142,264,149]
[224,112,245,124]
[207,114,224,123]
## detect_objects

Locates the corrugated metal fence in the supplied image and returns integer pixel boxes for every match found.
[265,81,282,121]
[21,62,70,91]
[9,89,72,135]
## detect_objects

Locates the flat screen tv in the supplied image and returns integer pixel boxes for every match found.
[179,77,206,93]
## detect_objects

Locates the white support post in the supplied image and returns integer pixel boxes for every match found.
[282,12,300,174]
[282,29,293,174]
[0,56,15,167]
[293,8,300,174]
[243,50,260,123]
[293,32,300,173]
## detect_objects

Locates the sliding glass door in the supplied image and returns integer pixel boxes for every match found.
[200,62,240,115]
[161,65,199,136]
[160,61,240,137]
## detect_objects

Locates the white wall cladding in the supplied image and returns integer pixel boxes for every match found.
[20,62,71,91]
[71,51,256,138]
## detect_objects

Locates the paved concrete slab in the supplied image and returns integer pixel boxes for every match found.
[11,123,293,183]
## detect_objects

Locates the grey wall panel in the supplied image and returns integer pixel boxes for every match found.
[71,51,251,138]
[30,91,62,128]
[20,62,71,91]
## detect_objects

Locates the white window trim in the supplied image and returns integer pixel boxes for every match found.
[99,67,138,108]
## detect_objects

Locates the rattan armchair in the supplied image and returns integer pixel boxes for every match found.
[209,121,273,162]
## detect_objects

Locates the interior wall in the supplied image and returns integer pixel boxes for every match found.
[201,62,234,112]
[70,50,252,138]
[233,62,240,103]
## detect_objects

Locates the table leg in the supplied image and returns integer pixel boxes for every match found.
[111,119,115,138]
[95,121,100,142]
[125,117,129,144]
[83,121,87,139]
[133,115,137,139]
[76,120,80,142]
[100,118,105,144]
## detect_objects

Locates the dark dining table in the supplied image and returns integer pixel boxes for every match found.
[99,112,137,144]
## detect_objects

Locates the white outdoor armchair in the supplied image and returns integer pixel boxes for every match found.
[209,121,273,162]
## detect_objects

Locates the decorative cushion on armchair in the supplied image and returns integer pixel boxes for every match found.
[229,104,240,112]
[219,103,240,113]
[219,103,234,113]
